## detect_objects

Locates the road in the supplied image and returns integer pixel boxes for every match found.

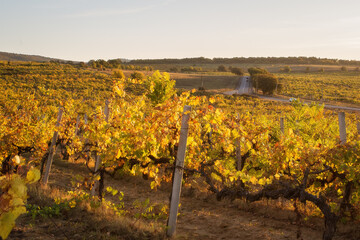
[224,76,252,95]
[224,77,360,112]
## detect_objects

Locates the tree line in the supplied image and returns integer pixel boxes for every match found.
[129,56,360,66]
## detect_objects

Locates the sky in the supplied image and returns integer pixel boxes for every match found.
[1,0,360,62]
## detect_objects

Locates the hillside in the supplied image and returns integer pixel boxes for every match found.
[0,51,64,62]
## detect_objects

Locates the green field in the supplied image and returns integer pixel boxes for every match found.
[170,72,240,90]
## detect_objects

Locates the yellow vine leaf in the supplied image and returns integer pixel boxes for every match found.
[249,176,257,185]
[26,168,40,184]
[0,211,21,239]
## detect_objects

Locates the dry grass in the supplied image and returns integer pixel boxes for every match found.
[8,157,167,240]
[9,185,166,240]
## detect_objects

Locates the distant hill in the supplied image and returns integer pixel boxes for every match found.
[0,51,65,62]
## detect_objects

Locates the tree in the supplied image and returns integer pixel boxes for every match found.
[281,65,291,73]
[248,67,269,76]
[217,65,227,72]
[113,69,125,79]
[88,60,97,69]
[107,59,122,68]
[230,67,244,76]
[169,67,179,73]
[78,62,86,68]
[253,74,278,95]
[181,66,202,73]
[130,71,145,80]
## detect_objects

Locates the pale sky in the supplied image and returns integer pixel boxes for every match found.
[1,0,360,61]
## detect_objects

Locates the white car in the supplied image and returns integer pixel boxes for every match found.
[289,98,297,102]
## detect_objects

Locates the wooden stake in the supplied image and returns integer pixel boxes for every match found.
[90,153,101,196]
[236,138,242,171]
[235,113,242,171]
[91,100,110,197]
[167,105,191,237]
[280,117,285,134]
[357,122,360,135]
[338,112,346,145]
[74,115,80,135]
[42,107,63,185]
[104,99,109,122]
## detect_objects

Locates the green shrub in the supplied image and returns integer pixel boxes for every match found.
[113,69,125,79]
[217,65,227,72]
[169,67,179,72]
[180,66,202,72]
[230,67,244,76]
[281,65,291,73]
[253,74,278,95]
[145,71,176,105]
[130,71,145,80]
[248,67,269,76]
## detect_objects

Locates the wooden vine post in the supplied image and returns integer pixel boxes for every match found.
[357,122,360,135]
[74,115,80,135]
[236,138,242,171]
[338,112,346,145]
[166,105,191,237]
[42,107,63,185]
[91,100,109,197]
[280,117,285,134]
[235,113,242,171]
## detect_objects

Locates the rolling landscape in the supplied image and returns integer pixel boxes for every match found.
[1,1,360,240]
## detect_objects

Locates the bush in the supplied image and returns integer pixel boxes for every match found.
[145,71,176,105]
[280,65,291,73]
[217,65,227,72]
[230,67,244,76]
[340,66,347,72]
[248,67,269,76]
[253,74,278,95]
[113,69,125,79]
[130,71,145,80]
[169,67,179,73]
[180,66,202,73]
